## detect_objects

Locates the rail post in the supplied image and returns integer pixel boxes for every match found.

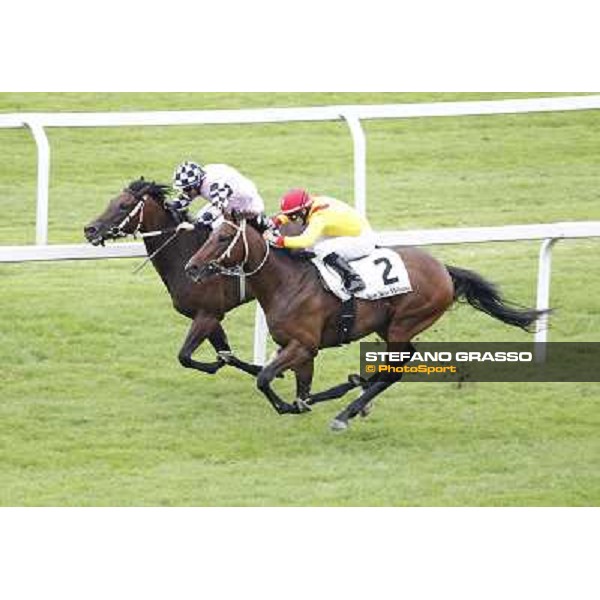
[253,306,269,366]
[340,111,367,217]
[535,238,558,362]
[24,120,51,246]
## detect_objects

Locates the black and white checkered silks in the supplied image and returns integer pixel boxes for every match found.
[173,162,205,190]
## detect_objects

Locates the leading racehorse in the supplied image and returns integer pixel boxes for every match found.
[84,179,261,378]
[184,216,549,431]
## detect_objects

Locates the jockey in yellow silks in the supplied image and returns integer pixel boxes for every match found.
[265,189,376,294]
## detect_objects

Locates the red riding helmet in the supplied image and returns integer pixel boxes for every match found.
[280,189,313,215]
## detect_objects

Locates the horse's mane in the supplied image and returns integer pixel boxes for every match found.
[128,178,171,203]
[127,177,201,232]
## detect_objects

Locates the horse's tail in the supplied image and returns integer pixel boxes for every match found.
[446,265,550,332]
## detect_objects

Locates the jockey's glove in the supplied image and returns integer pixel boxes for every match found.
[263,230,285,248]
[269,216,284,230]
[199,212,217,225]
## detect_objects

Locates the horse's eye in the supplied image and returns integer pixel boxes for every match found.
[119,203,130,210]
[218,235,234,243]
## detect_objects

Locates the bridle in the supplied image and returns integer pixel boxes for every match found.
[106,188,186,274]
[208,219,270,279]
[109,189,180,241]
[111,194,146,239]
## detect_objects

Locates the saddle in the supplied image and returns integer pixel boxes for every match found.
[311,248,413,303]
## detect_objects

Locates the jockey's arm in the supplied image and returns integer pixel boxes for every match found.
[208,179,234,210]
[281,216,327,250]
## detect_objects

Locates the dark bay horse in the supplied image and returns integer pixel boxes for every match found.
[84,179,261,378]
[184,217,548,431]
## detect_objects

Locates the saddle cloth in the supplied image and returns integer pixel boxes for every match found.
[312,248,413,302]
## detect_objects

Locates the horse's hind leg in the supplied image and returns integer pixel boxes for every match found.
[179,314,227,375]
[330,301,451,431]
[207,324,263,377]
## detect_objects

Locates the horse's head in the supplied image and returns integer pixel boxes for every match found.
[84,178,174,246]
[185,213,266,283]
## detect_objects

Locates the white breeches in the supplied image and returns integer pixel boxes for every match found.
[314,232,377,261]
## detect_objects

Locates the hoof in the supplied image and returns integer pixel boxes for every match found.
[330,418,349,432]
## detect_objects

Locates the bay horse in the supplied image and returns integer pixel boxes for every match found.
[184,216,549,431]
[84,179,261,378]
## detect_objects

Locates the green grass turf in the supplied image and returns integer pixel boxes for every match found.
[0,93,599,506]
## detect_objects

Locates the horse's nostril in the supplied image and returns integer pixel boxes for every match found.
[85,225,98,236]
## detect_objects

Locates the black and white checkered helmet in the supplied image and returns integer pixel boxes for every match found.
[173,161,206,191]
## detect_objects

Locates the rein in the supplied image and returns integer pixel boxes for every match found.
[132,229,180,275]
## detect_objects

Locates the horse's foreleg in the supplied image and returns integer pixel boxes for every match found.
[293,359,314,413]
[207,324,263,377]
[179,314,226,375]
[256,341,314,415]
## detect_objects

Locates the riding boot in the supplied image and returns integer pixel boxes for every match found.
[323,252,366,294]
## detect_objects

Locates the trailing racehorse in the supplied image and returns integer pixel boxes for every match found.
[185,216,550,431]
[84,179,261,378]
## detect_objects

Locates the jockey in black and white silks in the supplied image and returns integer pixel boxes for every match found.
[171,161,269,230]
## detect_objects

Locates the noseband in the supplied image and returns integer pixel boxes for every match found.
[110,190,179,240]
[209,219,270,278]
